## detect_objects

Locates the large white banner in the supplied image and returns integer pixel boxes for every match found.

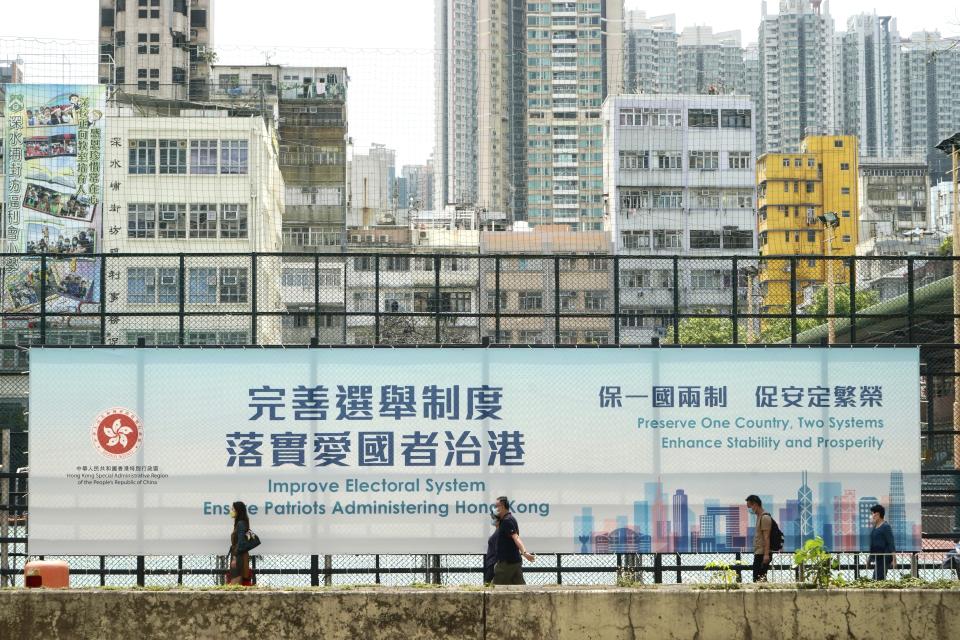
[28,347,921,555]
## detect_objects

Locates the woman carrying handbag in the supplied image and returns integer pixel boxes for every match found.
[228,501,260,585]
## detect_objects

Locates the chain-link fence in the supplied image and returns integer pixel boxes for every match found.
[2,252,959,586]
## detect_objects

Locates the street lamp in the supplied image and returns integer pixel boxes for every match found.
[817,212,841,345]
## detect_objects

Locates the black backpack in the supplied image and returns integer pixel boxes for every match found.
[764,512,785,551]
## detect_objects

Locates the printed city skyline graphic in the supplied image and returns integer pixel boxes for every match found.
[575,471,920,553]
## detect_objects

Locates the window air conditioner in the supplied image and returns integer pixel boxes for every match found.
[222,276,238,286]
[160,275,176,286]
[206,275,217,286]
[178,140,187,149]
[128,140,138,148]
[206,210,217,220]
[222,210,238,221]
[160,210,178,221]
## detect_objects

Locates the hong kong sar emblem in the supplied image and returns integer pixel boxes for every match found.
[91,408,143,460]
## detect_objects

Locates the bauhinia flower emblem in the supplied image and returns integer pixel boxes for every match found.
[104,419,134,448]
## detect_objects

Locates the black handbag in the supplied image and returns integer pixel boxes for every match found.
[243,529,261,552]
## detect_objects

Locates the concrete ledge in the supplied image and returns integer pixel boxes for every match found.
[2,587,959,640]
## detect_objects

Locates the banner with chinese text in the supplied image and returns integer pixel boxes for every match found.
[2,85,104,313]
[28,347,922,555]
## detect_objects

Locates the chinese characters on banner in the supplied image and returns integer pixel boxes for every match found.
[2,85,104,312]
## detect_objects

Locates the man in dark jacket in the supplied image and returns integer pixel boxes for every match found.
[491,496,536,585]
[484,509,498,585]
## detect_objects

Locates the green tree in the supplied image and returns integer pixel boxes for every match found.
[940,236,953,256]
[668,312,733,344]
[758,285,880,343]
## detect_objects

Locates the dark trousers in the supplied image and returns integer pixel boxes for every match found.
[752,554,770,582]
[872,556,892,580]
[492,561,525,585]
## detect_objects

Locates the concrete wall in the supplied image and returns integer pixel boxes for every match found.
[2,587,958,640]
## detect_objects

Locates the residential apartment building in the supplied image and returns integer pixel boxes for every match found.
[757,134,859,312]
[603,95,756,341]
[623,12,678,94]
[476,0,527,220]
[102,108,285,346]
[931,182,955,234]
[525,0,624,230]
[348,143,396,227]
[900,31,960,182]
[399,163,436,211]
[677,27,746,95]
[857,157,928,240]
[480,225,613,344]
[837,14,901,158]
[210,64,349,252]
[757,0,837,154]
[434,0,478,212]
[0,59,23,85]
[98,0,215,101]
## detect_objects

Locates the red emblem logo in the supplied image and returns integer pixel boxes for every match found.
[91,408,143,459]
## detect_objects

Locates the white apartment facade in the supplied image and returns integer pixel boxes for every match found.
[603,95,757,342]
[102,110,284,346]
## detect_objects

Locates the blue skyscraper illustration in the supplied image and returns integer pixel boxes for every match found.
[673,489,689,552]
[798,471,814,544]
[889,470,907,549]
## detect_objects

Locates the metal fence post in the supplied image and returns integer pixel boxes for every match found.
[675,553,681,583]
[375,554,381,585]
[556,554,563,585]
[790,257,798,344]
[434,255,441,343]
[324,554,332,586]
[99,255,108,344]
[250,252,258,345]
[653,552,663,584]
[39,254,47,345]
[907,258,915,343]
[613,257,621,345]
[672,257,680,340]
[136,555,145,587]
[310,554,320,587]
[100,555,106,587]
[374,255,381,344]
[178,254,186,345]
[314,254,321,344]
[731,257,739,344]
[849,258,857,343]
[494,257,501,342]
[554,256,561,344]
[430,553,441,584]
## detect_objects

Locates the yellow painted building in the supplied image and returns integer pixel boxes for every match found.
[756,135,859,312]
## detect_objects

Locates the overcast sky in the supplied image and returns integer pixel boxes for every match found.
[1,1,957,167]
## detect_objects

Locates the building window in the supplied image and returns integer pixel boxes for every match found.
[127,268,156,304]
[807,230,817,242]
[620,188,650,209]
[584,291,607,311]
[189,203,217,239]
[654,230,682,249]
[840,163,850,171]
[689,230,721,249]
[691,270,726,290]
[834,140,844,148]
[806,182,815,193]
[190,140,218,174]
[158,139,187,174]
[721,109,751,128]
[654,190,683,209]
[728,152,750,169]
[157,268,179,303]
[128,139,156,174]
[841,187,850,195]
[620,270,648,288]
[220,140,249,174]
[486,291,508,311]
[807,158,815,167]
[138,0,160,19]
[127,203,156,238]
[114,31,125,47]
[688,109,719,128]
[722,229,753,249]
[655,152,682,170]
[842,235,851,243]
[782,158,791,168]
[619,151,649,170]
[689,151,719,170]
[158,204,186,239]
[382,256,410,271]
[220,204,248,239]
[621,230,650,250]
[518,291,543,311]
[694,190,721,208]
[353,256,374,272]
[219,268,249,304]
[583,331,609,345]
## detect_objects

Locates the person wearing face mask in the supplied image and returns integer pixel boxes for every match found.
[491,496,536,585]
[228,501,252,585]
[484,508,499,586]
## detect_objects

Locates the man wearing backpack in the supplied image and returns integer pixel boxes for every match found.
[746,495,778,582]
